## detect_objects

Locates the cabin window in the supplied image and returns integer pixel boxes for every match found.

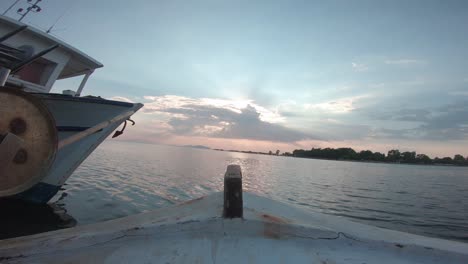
[14,58,57,86]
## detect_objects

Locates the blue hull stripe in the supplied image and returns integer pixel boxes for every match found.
[11,183,60,204]
[56,126,91,132]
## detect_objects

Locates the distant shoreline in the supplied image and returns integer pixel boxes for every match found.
[291,156,467,167]
[212,148,468,167]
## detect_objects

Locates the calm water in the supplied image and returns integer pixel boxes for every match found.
[54,141,468,242]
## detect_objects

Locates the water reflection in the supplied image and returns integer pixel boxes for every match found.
[62,142,468,242]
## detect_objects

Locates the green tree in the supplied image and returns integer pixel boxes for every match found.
[440,157,453,164]
[336,148,357,160]
[372,152,386,161]
[387,149,401,162]
[401,151,416,163]
[416,154,432,164]
[293,149,306,157]
[358,150,374,160]
[454,154,465,165]
[288,147,467,166]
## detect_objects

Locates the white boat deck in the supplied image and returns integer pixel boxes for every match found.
[1,192,467,263]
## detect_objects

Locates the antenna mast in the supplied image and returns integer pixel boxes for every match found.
[47,0,74,34]
[16,0,42,22]
[46,13,63,33]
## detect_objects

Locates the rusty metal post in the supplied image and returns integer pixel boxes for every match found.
[223,164,243,218]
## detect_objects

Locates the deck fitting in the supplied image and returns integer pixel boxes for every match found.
[223,164,243,218]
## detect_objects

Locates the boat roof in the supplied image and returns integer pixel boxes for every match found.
[0,15,103,79]
[1,192,467,263]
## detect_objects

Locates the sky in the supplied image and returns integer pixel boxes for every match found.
[2,0,468,157]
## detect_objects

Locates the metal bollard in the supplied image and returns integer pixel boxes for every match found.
[223,164,243,218]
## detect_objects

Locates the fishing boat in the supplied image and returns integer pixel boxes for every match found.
[0,165,467,263]
[0,15,143,204]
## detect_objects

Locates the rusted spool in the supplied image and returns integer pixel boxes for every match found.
[0,87,57,197]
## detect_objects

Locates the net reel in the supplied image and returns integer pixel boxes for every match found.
[0,87,57,197]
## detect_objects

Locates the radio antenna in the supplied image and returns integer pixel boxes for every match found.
[46,0,74,34]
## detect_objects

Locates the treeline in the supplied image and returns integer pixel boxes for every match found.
[285,148,468,166]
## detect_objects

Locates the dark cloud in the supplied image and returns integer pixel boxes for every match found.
[369,108,430,122]
[370,101,468,140]
[144,99,318,142]
[140,94,468,144]
[393,109,431,122]
[166,106,238,135]
[314,123,373,141]
[214,105,315,142]
[418,101,468,140]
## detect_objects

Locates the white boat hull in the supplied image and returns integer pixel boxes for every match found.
[12,94,142,203]
[1,191,467,263]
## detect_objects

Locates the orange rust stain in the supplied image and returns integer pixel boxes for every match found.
[260,213,290,224]
[260,213,290,239]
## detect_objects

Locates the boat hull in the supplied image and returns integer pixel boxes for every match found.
[0,192,467,263]
[11,94,142,204]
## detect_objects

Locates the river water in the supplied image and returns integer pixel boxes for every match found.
[54,141,468,242]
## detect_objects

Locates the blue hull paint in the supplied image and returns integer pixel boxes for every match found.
[13,183,60,204]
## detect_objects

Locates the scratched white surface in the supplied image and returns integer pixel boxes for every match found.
[1,192,467,263]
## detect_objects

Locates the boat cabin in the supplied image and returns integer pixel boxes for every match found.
[0,15,103,95]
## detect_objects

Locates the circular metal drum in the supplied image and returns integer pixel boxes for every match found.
[0,87,57,197]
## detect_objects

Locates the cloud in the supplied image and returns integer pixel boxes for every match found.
[142,95,283,123]
[305,95,371,114]
[116,89,467,156]
[371,108,430,122]
[215,105,315,142]
[351,62,368,72]
[309,122,374,141]
[113,92,467,156]
[384,59,426,65]
[369,101,468,140]
[449,90,468,96]
[141,95,317,142]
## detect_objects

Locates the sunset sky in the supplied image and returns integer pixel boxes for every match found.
[2,0,468,157]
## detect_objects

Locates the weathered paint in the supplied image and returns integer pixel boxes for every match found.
[0,88,57,197]
[6,95,142,203]
[0,192,467,263]
[39,97,142,187]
